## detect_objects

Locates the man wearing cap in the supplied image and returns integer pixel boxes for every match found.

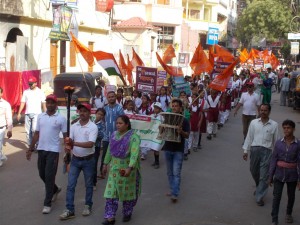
[17,76,46,147]
[60,103,98,220]
[234,82,260,140]
[0,87,13,167]
[26,94,67,214]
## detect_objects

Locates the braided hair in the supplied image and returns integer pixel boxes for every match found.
[139,94,150,115]
[158,86,169,107]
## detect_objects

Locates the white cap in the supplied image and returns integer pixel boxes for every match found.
[153,102,162,110]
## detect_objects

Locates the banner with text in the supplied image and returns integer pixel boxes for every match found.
[172,82,191,97]
[136,66,157,93]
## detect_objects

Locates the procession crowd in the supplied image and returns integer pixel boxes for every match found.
[0,65,300,225]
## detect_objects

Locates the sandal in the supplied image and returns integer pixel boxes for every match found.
[286,214,293,223]
[102,218,115,225]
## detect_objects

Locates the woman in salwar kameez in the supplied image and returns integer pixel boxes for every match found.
[102,115,141,225]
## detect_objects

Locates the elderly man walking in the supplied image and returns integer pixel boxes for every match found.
[279,72,290,106]
[242,104,279,207]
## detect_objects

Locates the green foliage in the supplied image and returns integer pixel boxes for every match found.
[237,0,292,48]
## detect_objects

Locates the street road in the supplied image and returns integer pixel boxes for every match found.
[1,93,300,225]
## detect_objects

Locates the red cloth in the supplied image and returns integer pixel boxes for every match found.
[190,106,200,131]
[0,71,22,112]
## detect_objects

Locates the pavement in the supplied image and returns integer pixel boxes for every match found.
[1,92,300,225]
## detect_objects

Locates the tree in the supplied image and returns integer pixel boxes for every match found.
[237,0,292,48]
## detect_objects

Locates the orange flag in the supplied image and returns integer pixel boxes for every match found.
[261,49,271,63]
[131,48,144,69]
[162,45,176,64]
[270,53,280,70]
[239,48,249,63]
[70,32,94,67]
[156,52,184,77]
[248,48,260,60]
[209,59,239,92]
[119,50,127,79]
[214,44,235,62]
[126,54,133,86]
[209,46,215,68]
[190,43,213,77]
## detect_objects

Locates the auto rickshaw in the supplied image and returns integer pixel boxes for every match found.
[54,72,102,106]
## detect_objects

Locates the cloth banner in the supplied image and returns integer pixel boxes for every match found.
[49,5,73,41]
[0,71,22,112]
[127,114,163,151]
[172,82,191,97]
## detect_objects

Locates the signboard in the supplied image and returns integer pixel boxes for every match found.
[50,0,78,9]
[172,82,191,97]
[49,5,73,41]
[178,53,190,67]
[211,61,231,79]
[291,42,299,55]
[254,59,264,69]
[136,66,157,93]
[157,70,167,91]
[288,33,300,40]
[95,0,114,12]
[206,27,219,45]
[104,84,117,96]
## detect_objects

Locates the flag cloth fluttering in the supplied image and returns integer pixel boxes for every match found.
[239,48,249,63]
[119,50,128,81]
[93,51,127,85]
[126,54,134,86]
[190,43,213,77]
[131,48,145,69]
[208,59,239,92]
[214,44,235,62]
[70,32,94,67]
[208,46,215,68]
[156,52,184,77]
[162,45,176,64]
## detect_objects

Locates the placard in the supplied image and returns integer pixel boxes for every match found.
[136,66,157,93]
[157,70,167,91]
[172,82,191,97]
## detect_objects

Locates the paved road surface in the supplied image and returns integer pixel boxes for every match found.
[1,93,300,225]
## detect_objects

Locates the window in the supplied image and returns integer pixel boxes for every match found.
[190,9,200,20]
[157,0,170,5]
[204,7,211,21]
[157,26,175,46]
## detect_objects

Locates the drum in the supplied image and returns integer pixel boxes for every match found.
[157,112,184,142]
[124,86,133,97]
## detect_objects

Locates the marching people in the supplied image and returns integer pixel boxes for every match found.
[138,94,152,115]
[218,89,231,129]
[60,103,98,220]
[132,90,142,109]
[26,94,67,214]
[0,87,12,167]
[124,99,136,115]
[163,98,190,202]
[101,115,141,224]
[197,90,208,150]
[93,108,106,185]
[262,72,273,104]
[90,85,107,109]
[279,72,290,106]
[242,104,279,207]
[206,89,220,140]
[234,82,260,140]
[188,93,200,152]
[17,76,46,148]
[100,91,124,178]
[116,88,126,108]
[268,119,300,225]
[156,86,171,112]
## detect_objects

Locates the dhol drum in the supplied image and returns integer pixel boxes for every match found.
[157,112,184,143]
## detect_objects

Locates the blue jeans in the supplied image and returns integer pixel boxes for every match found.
[164,151,184,197]
[66,156,95,212]
[25,114,38,145]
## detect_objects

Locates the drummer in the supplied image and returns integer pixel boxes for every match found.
[162,98,190,203]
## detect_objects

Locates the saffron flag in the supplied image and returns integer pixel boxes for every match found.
[162,45,176,64]
[156,52,184,77]
[239,48,249,63]
[209,59,239,92]
[131,48,144,70]
[270,53,280,70]
[70,32,94,67]
[248,48,260,60]
[127,54,134,86]
[190,43,213,77]
[261,49,271,64]
[93,51,127,85]
[214,44,235,62]
[119,50,127,80]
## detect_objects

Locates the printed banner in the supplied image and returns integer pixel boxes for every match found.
[136,66,157,93]
[157,70,167,91]
[211,61,231,79]
[49,5,73,41]
[172,82,191,97]
[254,59,264,69]
[127,114,163,151]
